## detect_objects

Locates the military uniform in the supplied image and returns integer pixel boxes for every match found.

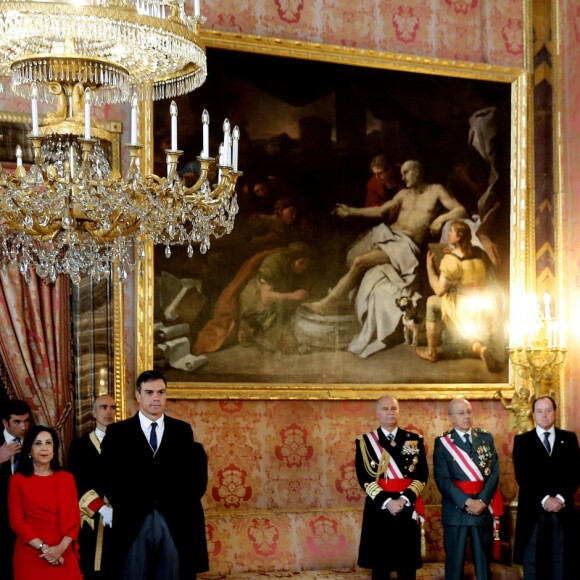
[355,427,428,579]
[68,431,112,580]
[433,427,500,580]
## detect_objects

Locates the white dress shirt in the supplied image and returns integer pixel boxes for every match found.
[3,427,21,474]
[535,425,564,507]
[454,428,473,443]
[138,411,165,452]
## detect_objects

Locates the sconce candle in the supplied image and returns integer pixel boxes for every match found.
[543,293,551,320]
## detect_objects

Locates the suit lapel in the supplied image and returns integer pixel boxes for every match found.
[154,415,173,455]
[130,414,154,455]
[376,427,389,450]
[551,428,565,458]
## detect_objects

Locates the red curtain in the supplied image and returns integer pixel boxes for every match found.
[0,266,72,455]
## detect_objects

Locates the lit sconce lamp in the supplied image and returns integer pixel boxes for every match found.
[499,293,567,431]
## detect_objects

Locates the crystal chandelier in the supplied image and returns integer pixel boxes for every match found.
[0,0,241,283]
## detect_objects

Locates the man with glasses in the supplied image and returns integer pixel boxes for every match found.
[512,395,580,579]
[433,397,501,579]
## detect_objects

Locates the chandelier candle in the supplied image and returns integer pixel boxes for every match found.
[84,88,91,141]
[131,94,138,145]
[30,82,39,137]
[202,110,210,158]
[170,101,178,151]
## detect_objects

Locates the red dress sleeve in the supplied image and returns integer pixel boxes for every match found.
[57,471,81,540]
[8,474,38,544]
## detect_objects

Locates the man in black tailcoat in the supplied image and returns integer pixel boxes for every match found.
[68,394,117,579]
[101,369,209,580]
[355,395,428,579]
[513,395,580,579]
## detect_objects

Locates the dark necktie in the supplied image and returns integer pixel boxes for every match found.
[543,431,551,454]
[463,434,472,451]
[13,437,21,472]
[150,422,158,452]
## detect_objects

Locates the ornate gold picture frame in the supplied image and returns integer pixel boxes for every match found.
[135,31,533,400]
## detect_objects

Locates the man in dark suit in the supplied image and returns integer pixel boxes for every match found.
[0,399,32,580]
[68,394,117,579]
[355,395,428,579]
[101,370,209,580]
[513,395,580,579]
[433,397,501,580]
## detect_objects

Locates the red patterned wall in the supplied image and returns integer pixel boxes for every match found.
[165,398,517,574]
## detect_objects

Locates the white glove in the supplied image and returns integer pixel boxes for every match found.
[98,505,113,527]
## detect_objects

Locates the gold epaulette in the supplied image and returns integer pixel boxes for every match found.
[436,430,452,438]
[474,427,489,433]
[364,481,383,500]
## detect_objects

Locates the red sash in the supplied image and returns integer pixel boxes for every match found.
[453,481,504,558]
[379,477,425,518]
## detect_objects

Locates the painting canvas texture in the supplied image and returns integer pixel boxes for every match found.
[152,48,511,385]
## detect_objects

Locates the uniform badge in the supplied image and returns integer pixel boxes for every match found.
[402,441,419,455]
[409,465,415,472]
[390,439,396,447]
[476,443,494,476]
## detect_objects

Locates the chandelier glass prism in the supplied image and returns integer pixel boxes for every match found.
[0,0,241,283]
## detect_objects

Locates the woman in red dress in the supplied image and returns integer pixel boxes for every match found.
[8,425,82,580]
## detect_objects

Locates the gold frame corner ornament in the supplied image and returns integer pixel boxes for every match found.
[127,31,534,401]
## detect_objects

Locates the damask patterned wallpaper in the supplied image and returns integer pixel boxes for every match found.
[203,0,523,65]
[166,398,517,574]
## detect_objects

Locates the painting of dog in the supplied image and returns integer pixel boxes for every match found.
[395,296,424,346]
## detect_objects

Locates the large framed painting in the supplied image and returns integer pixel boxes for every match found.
[136,31,532,400]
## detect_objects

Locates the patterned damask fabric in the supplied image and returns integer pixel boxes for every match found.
[202,0,523,67]
[169,399,517,575]
[0,266,72,453]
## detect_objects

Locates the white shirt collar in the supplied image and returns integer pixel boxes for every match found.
[380,426,398,438]
[138,411,164,430]
[94,428,106,442]
[3,428,20,443]
[536,425,555,437]
[454,428,472,439]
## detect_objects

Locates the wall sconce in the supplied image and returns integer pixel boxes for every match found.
[497,293,566,433]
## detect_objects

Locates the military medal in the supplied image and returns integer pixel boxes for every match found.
[390,439,396,447]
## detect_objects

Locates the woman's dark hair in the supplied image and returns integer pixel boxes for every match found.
[18,425,62,476]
